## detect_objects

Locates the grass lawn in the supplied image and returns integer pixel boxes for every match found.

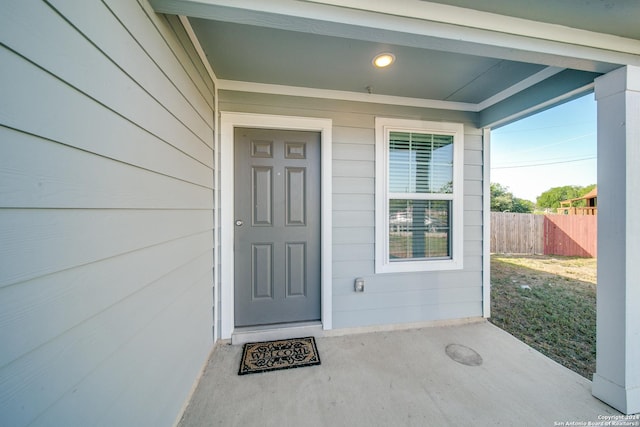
[489,254,596,379]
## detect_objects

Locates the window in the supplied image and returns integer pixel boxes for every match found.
[375,118,464,273]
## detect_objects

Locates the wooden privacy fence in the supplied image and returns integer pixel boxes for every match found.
[490,212,597,257]
[491,212,544,255]
[544,214,597,257]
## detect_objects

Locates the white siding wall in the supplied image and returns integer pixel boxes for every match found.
[219,91,485,329]
[0,1,215,426]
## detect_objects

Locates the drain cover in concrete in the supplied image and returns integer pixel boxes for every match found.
[445,344,483,366]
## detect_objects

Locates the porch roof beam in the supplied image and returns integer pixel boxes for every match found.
[150,0,640,73]
[479,69,599,128]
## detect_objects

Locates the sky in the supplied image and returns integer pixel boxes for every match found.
[490,93,598,203]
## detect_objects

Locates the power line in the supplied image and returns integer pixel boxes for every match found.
[493,121,595,134]
[495,150,594,167]
[492,156,596,169]
[504,132,595,155]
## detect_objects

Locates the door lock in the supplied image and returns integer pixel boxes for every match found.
[235,220,244,226]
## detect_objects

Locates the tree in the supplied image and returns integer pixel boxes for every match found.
[491,183,534,213]
[536,184,596,209]
[491,183,512,212]
[512,197,535,213]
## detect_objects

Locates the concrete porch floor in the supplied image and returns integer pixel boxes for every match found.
[178,320,618,426]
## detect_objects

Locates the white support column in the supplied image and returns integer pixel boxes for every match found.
[482,128,491,318]
[592,65,640,415]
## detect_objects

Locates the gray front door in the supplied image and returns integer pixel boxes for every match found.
[234,128,321,327]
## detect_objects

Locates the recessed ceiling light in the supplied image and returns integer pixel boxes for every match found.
[373,53,395,68]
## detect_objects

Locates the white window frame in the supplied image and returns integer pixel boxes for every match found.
[375,117,464,273]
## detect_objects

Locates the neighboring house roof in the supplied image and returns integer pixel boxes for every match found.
[559,187,598,206]
[582,187,598,200]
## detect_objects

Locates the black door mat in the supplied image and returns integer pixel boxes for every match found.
[238,336,321,375]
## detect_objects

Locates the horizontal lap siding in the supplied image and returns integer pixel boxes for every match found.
[219,91,484,329]
[0,1,214,427]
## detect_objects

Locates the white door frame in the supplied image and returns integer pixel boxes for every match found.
[220,112,333,339]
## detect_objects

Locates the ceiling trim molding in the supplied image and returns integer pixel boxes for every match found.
[218,80,479,111]
[217,65,571,113]
[179,15,218,85]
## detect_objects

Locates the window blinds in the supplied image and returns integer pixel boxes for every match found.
[389,131,453,194]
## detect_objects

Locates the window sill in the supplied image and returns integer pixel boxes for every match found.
[375,258,464,274]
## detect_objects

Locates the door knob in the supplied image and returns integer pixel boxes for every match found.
[235,220,244,226]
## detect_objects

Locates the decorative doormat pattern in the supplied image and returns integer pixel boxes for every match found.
[238,337,321,375]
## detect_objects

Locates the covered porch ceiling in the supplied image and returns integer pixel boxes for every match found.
[150,0,640,127]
